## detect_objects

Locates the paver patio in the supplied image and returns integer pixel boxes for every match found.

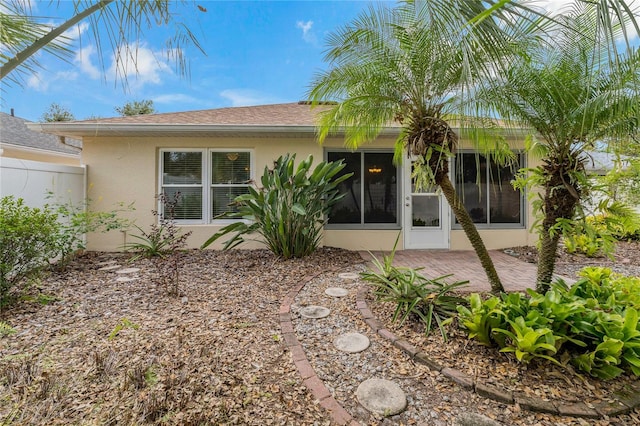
[360,249,538,293]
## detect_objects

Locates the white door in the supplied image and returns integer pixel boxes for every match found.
[403,159,450,249]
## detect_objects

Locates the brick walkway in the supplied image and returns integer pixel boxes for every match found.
[360,250,538,293]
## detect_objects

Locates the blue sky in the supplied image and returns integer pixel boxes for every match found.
[0,0,619,122]
[1,1,391,121]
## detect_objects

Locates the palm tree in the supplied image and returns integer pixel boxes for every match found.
[307,1,542,294]
[483,2,640,292]
[0,0,204,87]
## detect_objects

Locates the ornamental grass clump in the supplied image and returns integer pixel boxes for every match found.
[201,154,352,259]
[457,267,640,379]
[361,238,468,340]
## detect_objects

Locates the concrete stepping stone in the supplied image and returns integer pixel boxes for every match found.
[325,287,349,297]
[116,276,137,283]
[338,272,359,280]
[98,265,122,271]
[115,267,140,274]
[299,305,331,319]
[334,332,370,353]
[356,378,407,416]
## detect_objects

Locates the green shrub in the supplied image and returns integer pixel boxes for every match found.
[201,154,352,259]
[48,192,134,267]
[0,196,60,307]
[361,237,468,340]
[561,200,640,257]
[457,267,640,379]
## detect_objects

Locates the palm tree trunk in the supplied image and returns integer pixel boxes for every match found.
[438,175,505,294]
[536,223,561,292]
[536,164,581,293]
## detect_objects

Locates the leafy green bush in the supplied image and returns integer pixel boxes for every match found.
[457,267,640,379]
[561,200,640,257]
[0,196,60,307]
[361,238,468,340]
[48,192,134,267]
[201,154,352,259]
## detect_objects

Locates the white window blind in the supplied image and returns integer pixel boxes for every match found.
[159,149,254,223]
[161,151,203,221]
[211,151,251,218]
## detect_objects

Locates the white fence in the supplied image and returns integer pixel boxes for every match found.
[0,157,86,208]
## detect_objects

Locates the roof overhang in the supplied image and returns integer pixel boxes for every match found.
[0,142,81,159]
[25,122,403,139]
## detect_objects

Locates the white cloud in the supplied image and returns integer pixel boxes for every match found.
[26,72,46,91]
[296,20,318,45]
[107,44,172,89]
[26,70,78,91]
[62,21,89,41]
[533,0,574,14]
[219,89,282,107]
[74,45,101,79]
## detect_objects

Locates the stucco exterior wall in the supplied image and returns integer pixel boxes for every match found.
[82,135,330,251]
[81,133,538,253]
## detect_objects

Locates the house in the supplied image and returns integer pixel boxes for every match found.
[25,102,537,252]
[1,111,85,209]
[0,111,81,165]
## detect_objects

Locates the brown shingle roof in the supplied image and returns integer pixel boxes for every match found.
[77,102,325,126]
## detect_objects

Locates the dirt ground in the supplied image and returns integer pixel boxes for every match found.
[0,242,639,425]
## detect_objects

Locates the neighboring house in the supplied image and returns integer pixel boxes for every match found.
[0,111,82,165]
[1,111,85,209]
[26,102,537,252]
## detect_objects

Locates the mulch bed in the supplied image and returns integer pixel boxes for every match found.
[1,242,639,425]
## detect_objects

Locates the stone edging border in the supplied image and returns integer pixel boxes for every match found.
[355,286,640,420]
[279,270,360,426]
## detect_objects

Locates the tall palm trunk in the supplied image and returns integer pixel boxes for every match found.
[438,174,505,294]
[536,220,562,291]
[536,162,581,292]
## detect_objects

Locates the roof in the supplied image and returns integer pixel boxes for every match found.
[1,112,82,155]
[25,102,402,138]
[80,102,325,125]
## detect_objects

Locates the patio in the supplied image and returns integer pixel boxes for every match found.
[360,249,538,293]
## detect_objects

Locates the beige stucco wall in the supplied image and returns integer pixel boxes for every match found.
[83,135,330,251]
[0,145,81,166]
[81,133,538,253]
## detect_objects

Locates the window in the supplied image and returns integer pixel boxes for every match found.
[160,149,252,223]
[454,152,524,227]
[326,150,399,228]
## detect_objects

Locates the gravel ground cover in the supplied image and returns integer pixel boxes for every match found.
[1,242,639,425]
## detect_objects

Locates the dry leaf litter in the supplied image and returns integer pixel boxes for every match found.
[1,243,639,425]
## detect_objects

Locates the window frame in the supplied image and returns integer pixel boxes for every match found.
[324,149,401,230]
[452,150,526,230]
[159,148,254,224]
